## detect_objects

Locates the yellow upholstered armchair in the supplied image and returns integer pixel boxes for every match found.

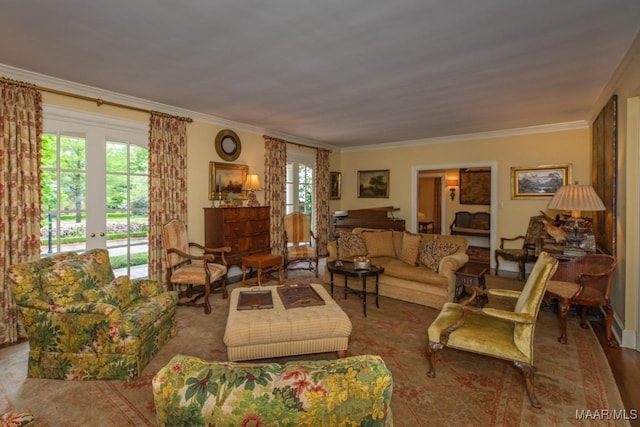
[283,212,318,277]
[426,252,559,408]
[162,219,230,314]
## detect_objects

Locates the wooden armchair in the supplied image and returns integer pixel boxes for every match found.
[426,252,559,408]
[546,254,617,346]
[283,212,318,277]
[162,219,230,314]
[494,215,553,280]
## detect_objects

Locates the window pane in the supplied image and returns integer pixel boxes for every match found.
[130,145,148,174]
[60,172,86,211]
[107,174,128,210]
[41,134,57,168]
[106,142,128,173]
[60,135,86,170]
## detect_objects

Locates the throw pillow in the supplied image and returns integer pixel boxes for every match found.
[363,230,396,258]
[399,231,422,266]
[83,276,137,310]
[420,239,460,272]
[338,231,367,258]
[41,259,107,306]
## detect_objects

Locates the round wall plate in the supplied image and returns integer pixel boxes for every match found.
[215,129,241,161]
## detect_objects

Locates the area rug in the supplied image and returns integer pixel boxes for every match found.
[0,273,629,426]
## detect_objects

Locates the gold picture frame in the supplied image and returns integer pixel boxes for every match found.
[209,162,248,200]
[511,164,571,199]
[357,169,389,198]
[330,171,341,200]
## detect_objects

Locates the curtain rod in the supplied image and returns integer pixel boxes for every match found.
[263,134,330,152]
[1,77,193,123]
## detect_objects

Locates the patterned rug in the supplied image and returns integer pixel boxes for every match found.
[0,272,629,426]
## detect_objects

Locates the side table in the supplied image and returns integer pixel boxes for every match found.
[327,260,384,317]
[455,263,488,307]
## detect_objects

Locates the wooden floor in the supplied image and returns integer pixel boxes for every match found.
[491,267,640,426]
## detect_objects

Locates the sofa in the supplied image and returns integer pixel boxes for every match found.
[152,354,393,426]
[7,248,178,380]
[325,229,469,309]
[450,211,491,237]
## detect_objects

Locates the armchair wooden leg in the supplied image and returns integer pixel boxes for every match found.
[426,341,443,378]
[557,297,570,344]
[494,253,500,275]
[203,284,212,314]
[514,361,541,409]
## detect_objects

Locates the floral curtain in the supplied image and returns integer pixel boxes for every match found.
[263,136,287,256]
[315,148,330,256]
[148,113,188,288]
[0,80,42,345]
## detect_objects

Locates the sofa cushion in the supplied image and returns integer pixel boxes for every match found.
[338,231,367,258]
[363,230,396,258]
[382,259,448,286]
[83,276,137,310]
[420,239,460,272]
[399,231,422,266]
[41,259,107,305]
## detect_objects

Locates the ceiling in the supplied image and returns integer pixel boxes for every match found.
[1,1,639,148]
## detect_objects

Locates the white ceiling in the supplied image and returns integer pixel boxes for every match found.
[1,0,639,148]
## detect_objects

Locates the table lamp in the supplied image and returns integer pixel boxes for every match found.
[547,183,605,250]
[243,174,263,207]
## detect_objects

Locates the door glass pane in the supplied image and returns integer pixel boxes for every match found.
[106,141,149,278]
[40,133,87,255]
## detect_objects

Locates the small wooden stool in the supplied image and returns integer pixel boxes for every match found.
[241,253,284,286]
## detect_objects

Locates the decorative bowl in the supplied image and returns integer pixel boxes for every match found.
[353,260,371,270]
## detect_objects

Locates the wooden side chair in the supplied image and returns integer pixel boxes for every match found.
[546,253,617,346]
[494,215,550,280]
[162,219,230,314]
[426,252,559,408]
[283,212,319,278]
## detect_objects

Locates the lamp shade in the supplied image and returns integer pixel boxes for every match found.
[445,178,459,187]
[547,184,605,217]
[243,174,263,191]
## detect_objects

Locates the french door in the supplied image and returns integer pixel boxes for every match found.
[42,107,149,277]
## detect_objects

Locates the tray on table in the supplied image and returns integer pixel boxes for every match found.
[277,284,326,309]
[237,290,274,310]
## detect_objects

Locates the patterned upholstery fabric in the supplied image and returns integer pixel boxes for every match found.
[420,239,460,272]
[337,231,367,259]
[0,412,34,427]
[7,249,178,380]
[284,212,319,276]
[153,354,393,427]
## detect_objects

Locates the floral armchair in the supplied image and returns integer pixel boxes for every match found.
[7,249,178,381]
[152,354,393,426]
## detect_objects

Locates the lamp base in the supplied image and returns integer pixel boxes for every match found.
[246,191,260,207]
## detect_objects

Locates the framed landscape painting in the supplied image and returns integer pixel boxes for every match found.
[209,162,248,200]
[357,169,389,198]
[330,171,341,200]
[511,164,571,199]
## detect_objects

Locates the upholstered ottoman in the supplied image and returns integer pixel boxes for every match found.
[224,283,352,361]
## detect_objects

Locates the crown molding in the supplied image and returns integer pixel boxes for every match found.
[0,63,332,150]
[341,120,589,152]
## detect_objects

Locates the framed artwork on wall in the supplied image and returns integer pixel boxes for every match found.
[209,161,248,200]
[357,169,389,198]
[330,171,341,200]
[460,168,491,205]
[592,95,617,255]
[510,164,571,199]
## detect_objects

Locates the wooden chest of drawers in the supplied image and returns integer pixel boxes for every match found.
[204,207,270,267]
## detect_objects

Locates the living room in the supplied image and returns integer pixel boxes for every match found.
[2,2,640,425]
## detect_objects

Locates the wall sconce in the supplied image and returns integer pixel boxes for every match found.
[446,178,459,200]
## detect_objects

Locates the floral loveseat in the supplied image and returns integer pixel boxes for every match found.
[325,229,469,309]
[152,354,393,426]
[7,248,178,380]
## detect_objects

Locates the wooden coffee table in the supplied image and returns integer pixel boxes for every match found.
[327,261,384,317]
